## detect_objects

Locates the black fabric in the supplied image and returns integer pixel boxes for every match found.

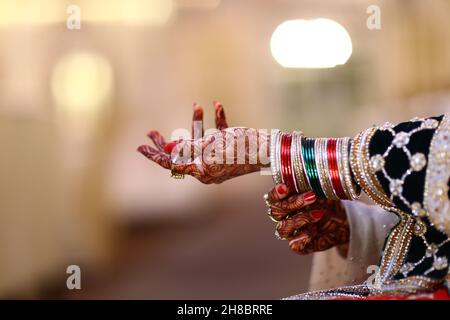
[370,116,443,215]
[368,115,449,281]
[394,217,450,280]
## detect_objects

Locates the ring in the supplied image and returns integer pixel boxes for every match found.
[170,163,185,179]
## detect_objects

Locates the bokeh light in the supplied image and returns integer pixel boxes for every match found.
[83,0,174,26]
[0,0,63,25]
[51,51,114,119]
[176,0,221,11]
[270,18,353,68]
[0,0,174,26]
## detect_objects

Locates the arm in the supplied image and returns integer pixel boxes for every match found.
[265,114,450,286]
[138,104,449,260]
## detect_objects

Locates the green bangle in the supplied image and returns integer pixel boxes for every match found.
[303,138,325,198]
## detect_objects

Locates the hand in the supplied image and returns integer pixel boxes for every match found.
[138,101,270,184]
[265,184,350,256]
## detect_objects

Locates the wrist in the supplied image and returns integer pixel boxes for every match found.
[270,131,360,199]
[257,131,271,168]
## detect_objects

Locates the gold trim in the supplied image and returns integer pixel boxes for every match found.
[350,128,394,208]
[377,210,415,283]
[340,137,360,200]
[423,114,450,236]
[376,276,443,296]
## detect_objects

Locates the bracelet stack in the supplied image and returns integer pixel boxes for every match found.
[270,131,361,200]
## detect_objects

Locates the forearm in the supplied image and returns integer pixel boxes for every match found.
[269,114,448,226]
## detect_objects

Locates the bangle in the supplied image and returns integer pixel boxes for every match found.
[270,130,361,201]
[281,133,296,193]
[316,138,337,199]
[299,136,313,192]
[289,132,300,193]
[292,132,309,193]
[350,128,391,206]
[303,138,325,198]
[270,130,282,184]
[341,137,361,200]
[327,138,348,199]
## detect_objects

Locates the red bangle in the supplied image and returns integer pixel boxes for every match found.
[281,134,295,193]
[286,135,296,193]
[327,138,348,199]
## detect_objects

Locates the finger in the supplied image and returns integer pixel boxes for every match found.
[276,209,325,238]
[270,208,290,221]
[213,101,228,130]
[288,226,318,254]
[267,184,289,203]
[192,102,204,138]
[146,130,167,151]
[137,145,171,169]
[303,230,337,255]
[271,191,317,211]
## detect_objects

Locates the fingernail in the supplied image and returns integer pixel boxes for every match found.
[311,210,325,221]
[164,142,177,154]
[193,103,202,112]
[304,191,317,204]
[276,184,288,195]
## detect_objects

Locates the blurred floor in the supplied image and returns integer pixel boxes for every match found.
[58,178,312,300]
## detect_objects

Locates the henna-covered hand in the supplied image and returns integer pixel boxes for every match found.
[138,102,270,184]
[266,184,350,256]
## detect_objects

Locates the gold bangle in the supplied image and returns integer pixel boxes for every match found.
[315,138,337,199]
[340,137,360,200]
[322,138,340,200]
[292,131,309,193]
[350,128,392,206]
[290,131,300,193]
[270,129,282,184]
[323,138,339,199]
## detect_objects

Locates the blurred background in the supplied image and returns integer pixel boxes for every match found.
[0,0,449,299]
